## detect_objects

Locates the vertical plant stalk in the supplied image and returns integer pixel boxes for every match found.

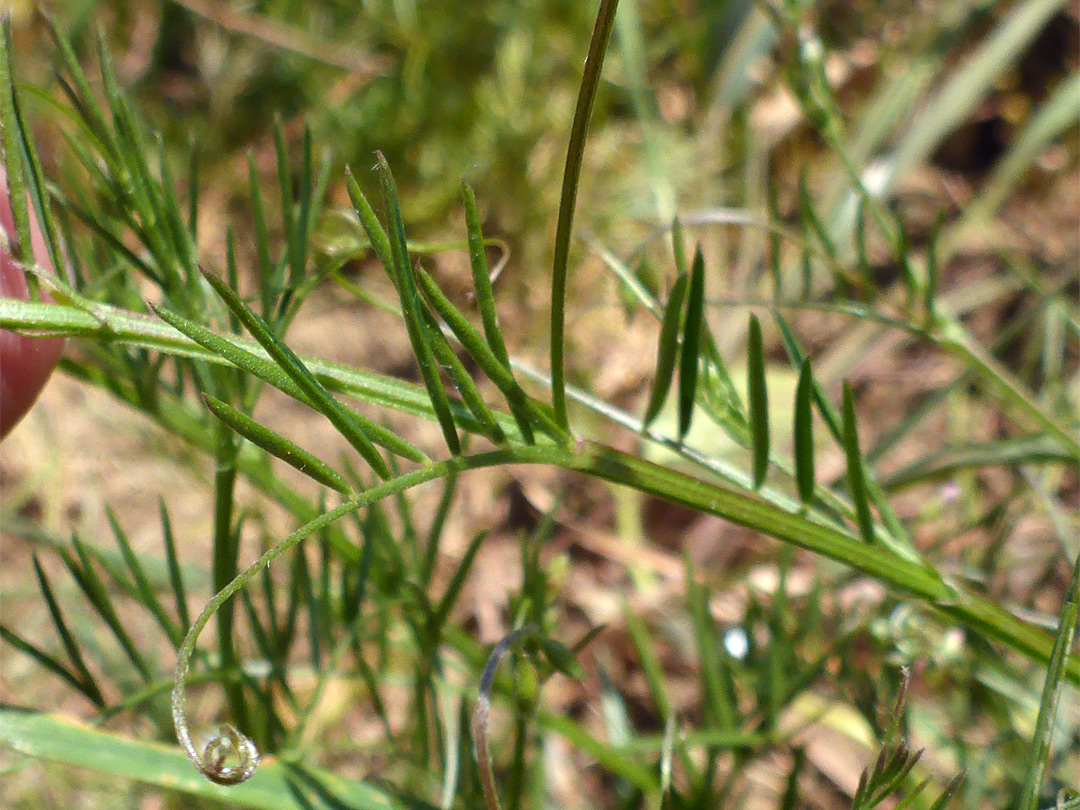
[550,0,621,430]
[210,418,253,747]
[471,625,538,810]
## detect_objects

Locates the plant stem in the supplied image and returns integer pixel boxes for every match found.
[550,0,621,430]
[172,442,1077,784]
[210,417,252,745]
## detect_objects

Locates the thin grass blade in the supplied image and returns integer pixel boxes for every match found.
[431,530,487,635]
[623,603,671,719]
[422,472,458,587]
[1018,554,1079,810]
[186,136,198,237]
[293,545,323,673]
[685,556,735,729]
[855,197,872,289]
[924,214,941,321]
[767,177,784,299]
[154,137,197,281]
[798,170,836,260]
[671,217,689,277]
[272,118,294,295]
[0,708,434,809]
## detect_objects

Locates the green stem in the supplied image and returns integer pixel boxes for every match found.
[171,441,1078,782]
[210,417,252,748]
[7,297,1076,682]
[550,0,621,430]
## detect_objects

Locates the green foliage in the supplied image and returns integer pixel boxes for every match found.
[2,3,1078,809]
[642,272,689,429]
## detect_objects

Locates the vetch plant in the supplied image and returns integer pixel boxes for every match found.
[1,2,1077,808]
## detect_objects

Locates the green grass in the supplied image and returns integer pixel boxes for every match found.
[2,2,1078,808]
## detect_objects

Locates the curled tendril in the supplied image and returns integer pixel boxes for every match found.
[171,648,260,785]
[471,624,538,810]
[202,725,261,785]
[167,452,533,787]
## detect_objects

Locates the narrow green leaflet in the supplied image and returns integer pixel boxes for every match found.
[30,554,104,705]
[373,153,461,455]
[678,247,706,441]
[643,274,689,429]
[5,34,54,275]
[159,498,191,636]
[202,394,353,494]
[0,627,100,706]
[343,167,395,271]
[842,382,875,544]
[417,308,506,442]
[747,314,769,489]
[671,217,689,277]
[1,21,34,268]
[248,153,275,316]
[793,359,815,505]
[149,302,433,458]
[539,638,587,680]
[431,530,487,636]
[461,181,513,370]
[272,119,296,293]
[60,540,153,682]
[106,508,183,648]
[198,268,396,478]
[414,264,554,443]
[797,170,836,260]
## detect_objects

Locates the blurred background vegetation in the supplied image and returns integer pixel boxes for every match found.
[1,0,1077,808]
